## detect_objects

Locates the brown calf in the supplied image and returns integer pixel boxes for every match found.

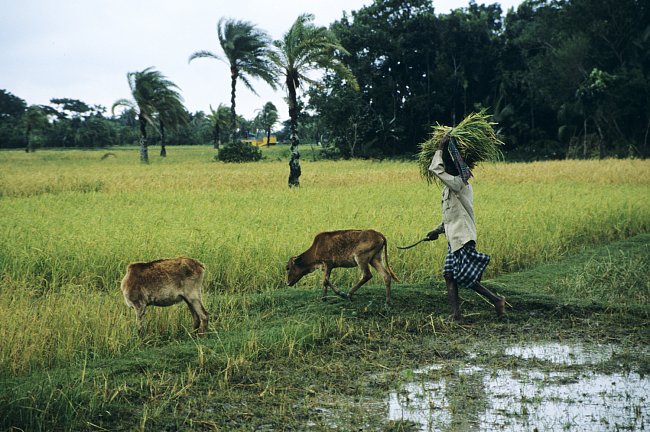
[121,257,208,336]
[286,230,400,303]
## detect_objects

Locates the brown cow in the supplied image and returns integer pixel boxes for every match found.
[286,230,400,303]
[121,257,209,336]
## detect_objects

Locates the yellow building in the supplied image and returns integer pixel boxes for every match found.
[243,135,278,146]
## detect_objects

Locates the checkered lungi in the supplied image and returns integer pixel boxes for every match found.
[443,241,490,288]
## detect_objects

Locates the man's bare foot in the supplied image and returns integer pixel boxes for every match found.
[495,297,506,318]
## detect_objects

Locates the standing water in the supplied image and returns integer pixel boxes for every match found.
[387,342,649,431]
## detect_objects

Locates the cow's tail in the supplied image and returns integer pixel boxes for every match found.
[383,237,400,283]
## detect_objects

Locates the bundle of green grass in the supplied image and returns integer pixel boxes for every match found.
[418,110,504,183]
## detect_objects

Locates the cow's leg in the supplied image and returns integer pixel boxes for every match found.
[134,304,146,337]
[370,256,392,304]
[347,259,372,300]
[197,301,209,334]
[321,266,331,301]
[323,266,348,300]
[182,296,202,331]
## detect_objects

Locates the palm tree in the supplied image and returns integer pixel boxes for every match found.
[189,18,276,141]
[269,13,358,187]
[112,67,181,163]
[207,103,230,150]
[155,86,188,157]
[256,101,279,146]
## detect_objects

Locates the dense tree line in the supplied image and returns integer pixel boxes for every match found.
[2,0,648,161]
[0,89,218,151]
[311,0,650,159]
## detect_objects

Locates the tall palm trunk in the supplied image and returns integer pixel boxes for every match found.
[266,127,271,147]
[159,120,167,157]
[139,115,149,163]
[230,67,238,143]
[287,79,301,187]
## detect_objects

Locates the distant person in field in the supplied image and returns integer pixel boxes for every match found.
[426,134,505,321]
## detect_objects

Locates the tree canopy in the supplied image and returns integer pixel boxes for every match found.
[310,0,650,159]
[2,0,648,160]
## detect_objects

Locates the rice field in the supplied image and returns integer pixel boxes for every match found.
[1,145,649,430]
[0,146,649,378]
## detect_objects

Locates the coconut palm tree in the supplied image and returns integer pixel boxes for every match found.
[269,13,358,187]
[189,18,276,141]
[155,86,188,157]
[256,101,278,146]
[207,103,230,150]
[112,67,182,163]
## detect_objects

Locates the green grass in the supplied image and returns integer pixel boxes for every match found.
[0,146,648,430]
[1,234,648,431]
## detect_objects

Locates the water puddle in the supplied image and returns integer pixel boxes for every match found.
[504,341,619,365]
[482,369,648,431]
[387,342,650,431]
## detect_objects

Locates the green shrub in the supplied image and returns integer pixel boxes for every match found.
[217,141,263,163]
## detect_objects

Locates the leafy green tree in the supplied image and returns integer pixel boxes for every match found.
[256,101,278,146]
[308,74,369,157]
[500,0,649,158]
[0,90,27,119]
[49,98,92,119]
[112,67,180,162]
[207,103,230,149]
[269,13,358,187]
[189,18,276,140]
[0,90,27,148]
[23,105,48,152]
[435,3,504,124]
[326,0,441,155]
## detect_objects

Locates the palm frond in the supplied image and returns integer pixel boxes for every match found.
[111,98,136,116]
[270,13,357,93]
[238,74,259,96]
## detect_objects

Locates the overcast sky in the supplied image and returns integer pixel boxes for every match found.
[1,0,522,122]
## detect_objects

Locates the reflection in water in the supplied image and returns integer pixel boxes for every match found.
[481,369,648,431]
[386,343,650,431]
[504,342,619,365]
[388,380,451,430]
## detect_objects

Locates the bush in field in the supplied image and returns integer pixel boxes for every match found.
[217,141,262,163]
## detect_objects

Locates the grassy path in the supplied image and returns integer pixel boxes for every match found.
[2,234,648,431]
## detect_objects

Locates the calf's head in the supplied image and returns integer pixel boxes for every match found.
[286,256,312,286]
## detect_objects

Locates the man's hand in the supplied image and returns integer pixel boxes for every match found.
[438,134,450,151]
[425,230,439,241]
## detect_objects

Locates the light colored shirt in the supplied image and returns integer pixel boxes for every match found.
[428,150,477,252]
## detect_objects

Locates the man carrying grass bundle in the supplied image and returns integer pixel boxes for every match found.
[419,111,506,321]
